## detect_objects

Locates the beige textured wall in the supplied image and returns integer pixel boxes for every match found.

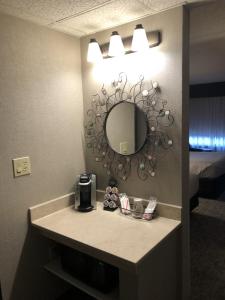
[81,8,190,298]
[190,1,225,84]
[81,7,187,207]
[0,13,85,300]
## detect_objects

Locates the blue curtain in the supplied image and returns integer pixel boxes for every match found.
[189,97,225,151]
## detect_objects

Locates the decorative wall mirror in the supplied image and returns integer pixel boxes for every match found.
[105,101,148,155]
[85,73,174,181]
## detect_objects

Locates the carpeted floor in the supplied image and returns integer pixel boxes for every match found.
[190,193,225,300]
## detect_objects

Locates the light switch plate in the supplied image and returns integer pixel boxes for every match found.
[12,156,31,177]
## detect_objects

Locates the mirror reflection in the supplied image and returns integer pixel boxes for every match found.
[105,102,147,155]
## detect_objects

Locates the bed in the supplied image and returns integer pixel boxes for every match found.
[189,151,225,210]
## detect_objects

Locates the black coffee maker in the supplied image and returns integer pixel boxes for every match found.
[76,173,96,212]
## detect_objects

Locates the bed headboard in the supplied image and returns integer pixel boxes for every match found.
[190,81,225,98]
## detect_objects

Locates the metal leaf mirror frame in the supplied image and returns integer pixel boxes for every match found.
[85,72,174,181]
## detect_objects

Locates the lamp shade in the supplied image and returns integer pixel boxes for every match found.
[108,31,125,57]
[131,24,149,52]
[87,38,102,63]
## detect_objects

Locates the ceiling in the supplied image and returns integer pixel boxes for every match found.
[0,0,206,37]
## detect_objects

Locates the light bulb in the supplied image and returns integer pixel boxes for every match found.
[108,31,125,57]
[131,24,149,52]
[87,38,103,63]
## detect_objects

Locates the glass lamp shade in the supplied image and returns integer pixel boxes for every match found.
[108,31,125,57]
[87,39,103,63]
[131,24,149,52]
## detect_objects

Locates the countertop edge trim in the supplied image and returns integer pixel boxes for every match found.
[31,223,136,273]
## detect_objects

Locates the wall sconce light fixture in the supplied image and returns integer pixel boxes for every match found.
[131,24,149,52]
[87,24,161,63]
[87,38,103,63]
[108,31,125,57]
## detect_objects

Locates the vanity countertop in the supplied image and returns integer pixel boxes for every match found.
[30,196,181,274]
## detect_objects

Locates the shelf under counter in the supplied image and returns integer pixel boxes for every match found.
[45,258,119,300]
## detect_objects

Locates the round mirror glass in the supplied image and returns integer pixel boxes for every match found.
[105,102,148,155]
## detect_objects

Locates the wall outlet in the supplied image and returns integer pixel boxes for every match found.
[120,141,128,155]
[12,156,31,177]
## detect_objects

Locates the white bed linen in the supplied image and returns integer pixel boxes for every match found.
[190,152,225,177]
[189,151,225,198]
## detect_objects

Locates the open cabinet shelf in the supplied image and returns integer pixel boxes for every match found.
[45,259,119,300]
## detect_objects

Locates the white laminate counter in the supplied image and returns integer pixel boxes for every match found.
[30,200,181,274]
